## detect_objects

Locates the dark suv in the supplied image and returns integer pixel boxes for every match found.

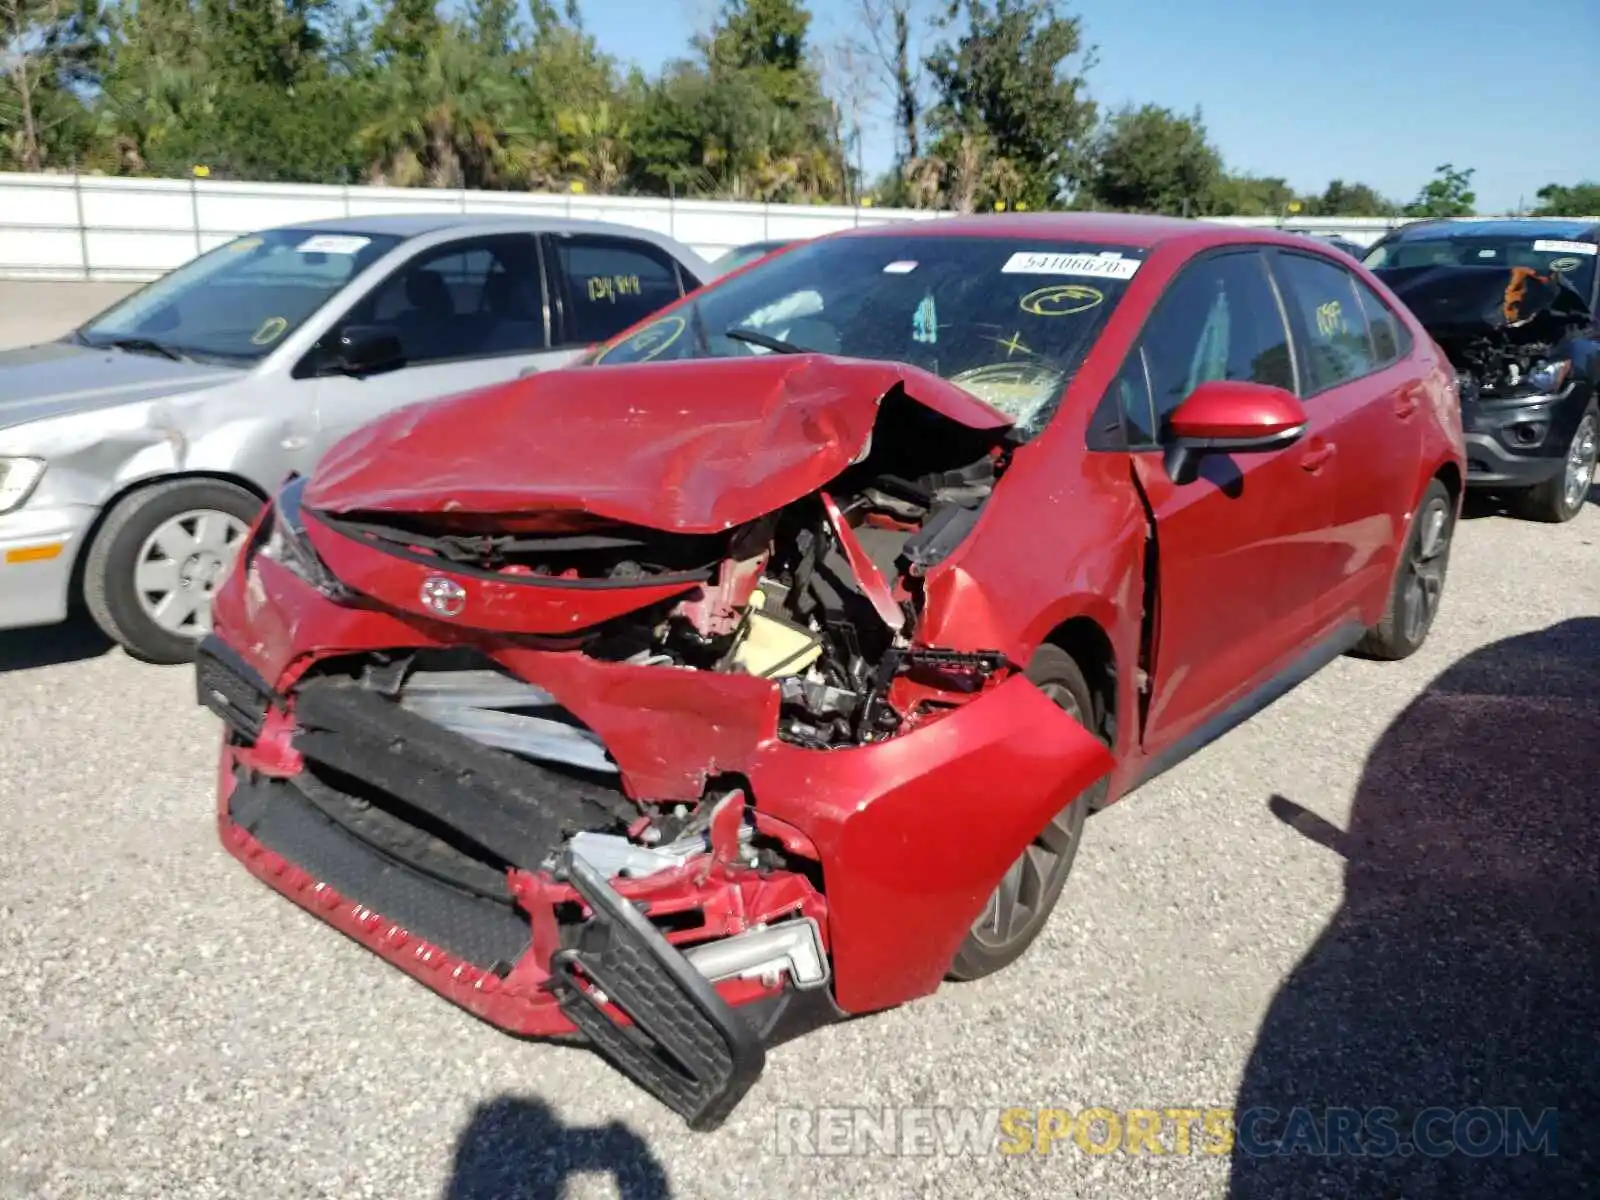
[1363,218,1598,522]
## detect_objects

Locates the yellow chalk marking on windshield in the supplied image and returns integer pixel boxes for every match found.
[251,316,288,345]
[5,543,64,564]
[1020,284,1104,317]
[595,314,686,364]
[996,330,1031,357]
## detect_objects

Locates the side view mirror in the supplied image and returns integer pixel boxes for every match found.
[1163,380,1308,484]
[330,325,405,377]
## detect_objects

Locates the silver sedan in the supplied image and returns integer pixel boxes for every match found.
[0,213,712,662]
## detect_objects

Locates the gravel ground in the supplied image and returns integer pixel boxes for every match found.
[1,498,1593,1200]
[0,285,1596,1197]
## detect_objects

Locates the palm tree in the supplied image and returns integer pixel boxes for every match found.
[556,100,629,194]
[358,27,550,189]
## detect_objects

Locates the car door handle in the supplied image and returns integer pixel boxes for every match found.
[1300,442,1337,473]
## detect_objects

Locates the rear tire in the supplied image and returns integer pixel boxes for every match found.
[947,645,1110,982]
[1354,478,1454,662]
[1514,404,1597,524]
[83,479,261,665]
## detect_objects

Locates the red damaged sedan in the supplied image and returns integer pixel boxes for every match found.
[197,214,1465,1130]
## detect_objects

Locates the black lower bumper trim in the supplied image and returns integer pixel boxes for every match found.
[1463,433,1565,488]
[548,854,766,1131]
[229,769,533,968]
[292,678,629,873]
[196,635,274,743]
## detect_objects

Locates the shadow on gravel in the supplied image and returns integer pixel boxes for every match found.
[1231,617,1600,1199]
[0,614,112,673]
[444,1094,670,1200]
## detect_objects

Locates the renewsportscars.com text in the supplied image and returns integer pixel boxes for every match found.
[773,1105,1560,1159]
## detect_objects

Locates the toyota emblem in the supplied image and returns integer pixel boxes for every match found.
[419,574,467,618]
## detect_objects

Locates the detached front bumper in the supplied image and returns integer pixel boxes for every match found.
[199,550,1112,1127]
[203,639,830,1130]
[0,502,96,630]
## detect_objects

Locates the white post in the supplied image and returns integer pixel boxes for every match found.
[189,176,203,257]
[72,173,91,280]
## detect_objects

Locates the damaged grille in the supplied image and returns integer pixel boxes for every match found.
[291,672,633,876]
[221,651,640,965]
[196,637,274,743]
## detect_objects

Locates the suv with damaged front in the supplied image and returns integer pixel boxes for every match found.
[196,215,1465,1130]
[1363,218,1599,521]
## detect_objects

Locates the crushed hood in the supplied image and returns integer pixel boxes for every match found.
[1375,263,1592,343]
[304,355,1013,534]
[0,340,242,431]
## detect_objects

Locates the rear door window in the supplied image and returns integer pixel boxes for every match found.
[550,236,687,348]
[1271,252,1380,394]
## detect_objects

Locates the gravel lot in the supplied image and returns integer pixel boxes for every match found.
[1,287,1597,1198]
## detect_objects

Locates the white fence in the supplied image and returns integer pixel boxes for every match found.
[0,171,1417,282]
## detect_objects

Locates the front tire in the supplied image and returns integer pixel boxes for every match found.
[83,479,261,665]
[947,645,1110,982]
[1354,478,1455,661]
[1515,404,1597,524]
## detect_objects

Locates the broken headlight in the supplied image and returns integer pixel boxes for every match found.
[257,474,346,597]
[0,457,46,515]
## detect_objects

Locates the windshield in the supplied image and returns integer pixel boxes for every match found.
[1365,234,1596,301]
[78,228,404,363]
[717,242,792,272]
[592,234,1143,440]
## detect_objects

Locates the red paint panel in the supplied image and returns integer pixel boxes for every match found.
[303,356,1010,532]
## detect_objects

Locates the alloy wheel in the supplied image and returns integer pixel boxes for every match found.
[969,680,1084,950]
[1400,495,1452,646]
[1563,413,1598,514]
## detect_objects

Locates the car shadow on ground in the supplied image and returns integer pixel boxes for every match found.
[0,614,113,673]
[1230,617,1600,1198]
[443,1094,670,1200]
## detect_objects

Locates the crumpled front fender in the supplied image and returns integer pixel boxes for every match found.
[752,678,1113,1013]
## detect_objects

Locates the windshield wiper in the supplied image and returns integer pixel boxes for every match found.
[98,336,188,363]
[725,326,806,355]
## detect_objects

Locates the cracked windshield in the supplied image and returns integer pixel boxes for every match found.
[593,236,1142,439]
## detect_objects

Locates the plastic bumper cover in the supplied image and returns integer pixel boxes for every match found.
[0,503,95,630]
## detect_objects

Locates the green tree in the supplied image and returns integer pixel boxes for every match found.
[1205,173,1299,217]
[626,1,842,202]
[1404,163,1476,218]
[1,0,104,169]
[920,0,1097,210]
[1532,181,1600,217]
[1315,178,1393,217]
[1083,103,1221,215]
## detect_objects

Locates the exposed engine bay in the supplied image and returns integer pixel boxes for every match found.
[310,389,1016,753]
[1377,263,1593,399]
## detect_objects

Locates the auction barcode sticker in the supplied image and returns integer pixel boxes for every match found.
[1532,239,1597,256]
[1001,251,1143,280]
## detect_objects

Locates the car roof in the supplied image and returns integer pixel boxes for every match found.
[834,211,1326,254]
[1385,217,1600,243]
[255,212,712,265]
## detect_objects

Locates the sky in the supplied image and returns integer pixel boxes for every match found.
[589,0,1599,213]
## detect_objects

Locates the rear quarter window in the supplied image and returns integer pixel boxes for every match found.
[1272,251,1381,393]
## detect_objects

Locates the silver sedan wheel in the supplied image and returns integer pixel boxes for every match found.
[133,508,249,636]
